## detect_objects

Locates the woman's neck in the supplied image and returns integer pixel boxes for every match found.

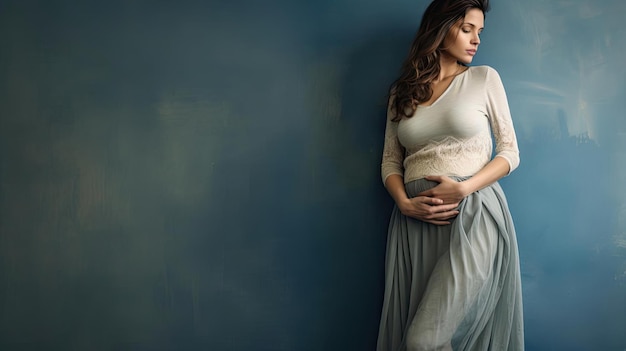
[438,58,462,82]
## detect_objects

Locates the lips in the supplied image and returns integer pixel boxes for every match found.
[466,49,477,56]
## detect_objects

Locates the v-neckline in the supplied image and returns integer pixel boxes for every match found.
[417,67,469,108]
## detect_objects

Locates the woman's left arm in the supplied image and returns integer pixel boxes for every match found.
[419,157,510,204]
[419,67,519,204]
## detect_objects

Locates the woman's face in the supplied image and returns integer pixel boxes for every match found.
[442,8,484,64]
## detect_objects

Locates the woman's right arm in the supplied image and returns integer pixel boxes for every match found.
[381,96,459,225]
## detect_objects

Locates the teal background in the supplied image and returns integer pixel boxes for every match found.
[1,0,624,350]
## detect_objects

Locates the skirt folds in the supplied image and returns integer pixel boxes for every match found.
[376,178,524,351]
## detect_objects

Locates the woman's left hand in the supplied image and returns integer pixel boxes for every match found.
[418,175,469,205]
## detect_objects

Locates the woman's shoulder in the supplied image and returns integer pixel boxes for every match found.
[466,65,503,84]
[467,65,500,76]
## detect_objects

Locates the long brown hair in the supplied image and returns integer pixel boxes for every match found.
[390,0,490,121]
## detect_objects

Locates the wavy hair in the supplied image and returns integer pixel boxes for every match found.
[390,0,490,121]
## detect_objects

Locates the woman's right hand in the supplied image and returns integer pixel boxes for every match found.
[397,196,460,225]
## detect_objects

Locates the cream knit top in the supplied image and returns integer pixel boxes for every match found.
[381,65,520,184]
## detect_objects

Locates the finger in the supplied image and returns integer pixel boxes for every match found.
[425,196,444,205]
[425,210,459,220]
[425,219,451,225]
[424,175,443,183]
[439,209,460,217]
[447,203,461,211]
[417,189,434,197]
[430,203,460,212]
[438,212,459,220]
[411,195,443,205]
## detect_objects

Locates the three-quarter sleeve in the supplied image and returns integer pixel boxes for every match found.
[485,67,520,175]
[381,95,405,184]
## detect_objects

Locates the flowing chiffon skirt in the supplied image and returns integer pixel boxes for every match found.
[376,178,524,351]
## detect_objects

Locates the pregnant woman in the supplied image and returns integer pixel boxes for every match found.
[377,0,524,350]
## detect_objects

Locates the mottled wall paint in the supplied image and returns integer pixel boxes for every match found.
[0,0,624,350]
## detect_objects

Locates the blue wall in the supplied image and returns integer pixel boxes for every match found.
[0,0,624,350]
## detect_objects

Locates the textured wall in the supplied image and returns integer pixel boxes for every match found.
[0,0,624,350]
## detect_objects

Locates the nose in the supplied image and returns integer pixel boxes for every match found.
[472,33,480,45]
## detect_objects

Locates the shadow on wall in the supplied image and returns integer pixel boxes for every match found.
[290,27,416,350]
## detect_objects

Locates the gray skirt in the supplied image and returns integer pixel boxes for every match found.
[376,178,524,351]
